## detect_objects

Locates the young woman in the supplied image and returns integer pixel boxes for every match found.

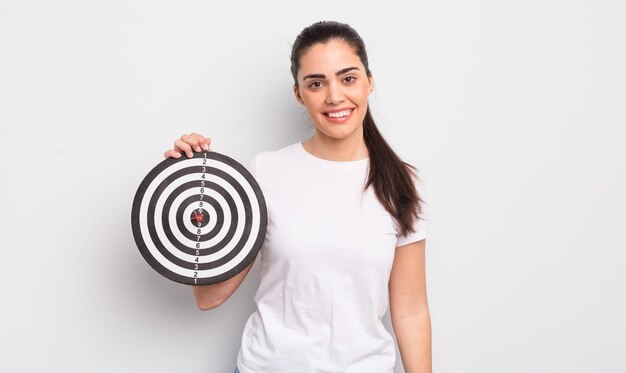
[164,21,432,373]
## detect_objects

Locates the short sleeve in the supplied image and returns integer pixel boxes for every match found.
[396,176,428,247]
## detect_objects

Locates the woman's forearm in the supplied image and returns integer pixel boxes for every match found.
[392,311,432,373]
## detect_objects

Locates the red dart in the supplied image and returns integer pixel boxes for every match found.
[192,211,204,223]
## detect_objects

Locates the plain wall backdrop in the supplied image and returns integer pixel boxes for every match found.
[1,0,625,372]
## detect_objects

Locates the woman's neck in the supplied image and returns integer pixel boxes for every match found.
[302,130,369,162]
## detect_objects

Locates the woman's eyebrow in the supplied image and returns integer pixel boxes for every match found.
[302,66,361,81]
[336,66,360,75]
[302,73,325,80]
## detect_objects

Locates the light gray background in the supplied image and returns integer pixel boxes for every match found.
[1,1,625,372]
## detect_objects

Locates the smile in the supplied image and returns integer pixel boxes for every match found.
[324,108,354,122]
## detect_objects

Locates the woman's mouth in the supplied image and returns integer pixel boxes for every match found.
[324,108,354,123]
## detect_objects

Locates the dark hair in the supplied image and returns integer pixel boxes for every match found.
[290,21,424,237]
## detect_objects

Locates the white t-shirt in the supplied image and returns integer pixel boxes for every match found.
[236,142,427,373]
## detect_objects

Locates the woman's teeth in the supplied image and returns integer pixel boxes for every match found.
[326,110,352,118]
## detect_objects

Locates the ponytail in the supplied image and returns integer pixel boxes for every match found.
[363,107,424,236]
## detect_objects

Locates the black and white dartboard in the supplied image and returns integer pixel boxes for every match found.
[131,151,267,286]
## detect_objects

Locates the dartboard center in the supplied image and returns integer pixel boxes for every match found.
[190,208,209,227]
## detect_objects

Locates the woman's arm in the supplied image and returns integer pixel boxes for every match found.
[389,239,432,373]
[192,257,257,310]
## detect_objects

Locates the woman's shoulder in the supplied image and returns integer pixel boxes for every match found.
[253,142,301,164]
[248,142,301,177]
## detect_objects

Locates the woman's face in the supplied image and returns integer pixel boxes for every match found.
[294,39,374,143]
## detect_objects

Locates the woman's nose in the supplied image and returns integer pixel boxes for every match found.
[325,83,345,105]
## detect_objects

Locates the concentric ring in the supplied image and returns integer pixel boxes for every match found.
[131,151,267,285]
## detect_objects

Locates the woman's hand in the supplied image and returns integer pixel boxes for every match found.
[163,133,212,159]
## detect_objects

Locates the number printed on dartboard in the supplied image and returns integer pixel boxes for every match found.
[131,149,268,286]
[193,154,208,283]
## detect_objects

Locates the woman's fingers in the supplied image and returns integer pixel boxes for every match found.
[163,149,182,159]
[184,133,211,152]
[175,139,194,158]
[164,133,212,159]
[190,133,211,151]
[180,134,203,153]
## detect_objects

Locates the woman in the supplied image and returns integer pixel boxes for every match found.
[164,21,432,373]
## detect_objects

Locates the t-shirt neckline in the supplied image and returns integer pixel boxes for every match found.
[294,142,369,170]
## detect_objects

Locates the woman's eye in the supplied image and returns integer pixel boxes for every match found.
[309,81,323,89]
[344,76,357,84]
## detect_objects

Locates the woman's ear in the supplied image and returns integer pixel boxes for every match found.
[293,85,305,105]
[368,73,375,95]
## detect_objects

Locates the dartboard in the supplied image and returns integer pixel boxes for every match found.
[131,151,267,286]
